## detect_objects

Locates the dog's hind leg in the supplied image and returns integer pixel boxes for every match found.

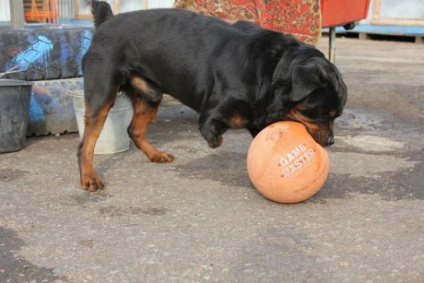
[77,82,118,191]
[128,96,175,163]
[127,75,174,162]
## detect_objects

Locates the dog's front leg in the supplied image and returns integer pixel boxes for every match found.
[198,115,228,148]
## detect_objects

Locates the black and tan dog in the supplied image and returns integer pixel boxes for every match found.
[78,0,347,191]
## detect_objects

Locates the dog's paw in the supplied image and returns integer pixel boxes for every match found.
[208,135,223,148]
[81,174,104,192]
[200,119,226,149]
[150,151,175,163]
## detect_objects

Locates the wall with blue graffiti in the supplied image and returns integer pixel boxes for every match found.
[0,27,93,80]
[0,27,94,136]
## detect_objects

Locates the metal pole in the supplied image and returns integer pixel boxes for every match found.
[10,0,26,29]
[328,27,336,63]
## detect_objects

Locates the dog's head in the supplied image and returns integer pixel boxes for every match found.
[266,47,347,147]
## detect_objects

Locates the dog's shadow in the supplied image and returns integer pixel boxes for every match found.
[175,151,252,189]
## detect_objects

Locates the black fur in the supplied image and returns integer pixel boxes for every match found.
[90,0,114,28]
[85,4,346,143]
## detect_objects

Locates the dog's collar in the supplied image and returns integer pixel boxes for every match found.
[271,56,285,85]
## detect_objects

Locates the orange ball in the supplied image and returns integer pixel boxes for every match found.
[247,121,329,203]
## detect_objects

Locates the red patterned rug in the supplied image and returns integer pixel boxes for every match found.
[174,0,321,46]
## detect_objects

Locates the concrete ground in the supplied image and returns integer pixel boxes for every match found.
[1,37,423,283]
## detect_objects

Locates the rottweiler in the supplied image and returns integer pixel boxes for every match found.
[78,1,347,191]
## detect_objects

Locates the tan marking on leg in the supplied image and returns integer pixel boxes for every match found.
[78,99,115,191]
[129,99,174,162]
[228,112,246,128]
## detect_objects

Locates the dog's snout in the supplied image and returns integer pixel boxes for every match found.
[304,127,334,147]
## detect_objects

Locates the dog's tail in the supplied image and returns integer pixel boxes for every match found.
[89,0,114,28]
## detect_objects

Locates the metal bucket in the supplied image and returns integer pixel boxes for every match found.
[70,90,133,154]
[0,79,32,153]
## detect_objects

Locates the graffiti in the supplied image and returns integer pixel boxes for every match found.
[6,35,53,71]
[0,28,93,135]
[29,95,45,122]
[76,30,93,76]
[27,80,84,136]
[0,28,93,80]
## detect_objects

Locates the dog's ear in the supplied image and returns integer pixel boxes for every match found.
[265,63,326,125]
[290,64,325,102]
